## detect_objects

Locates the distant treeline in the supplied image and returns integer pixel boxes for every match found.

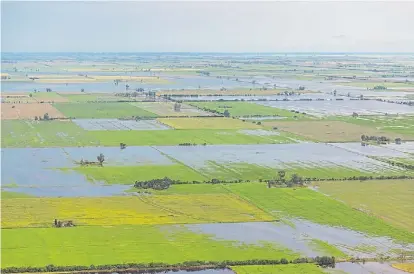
[1,256,335,273]
[133,175,414,190]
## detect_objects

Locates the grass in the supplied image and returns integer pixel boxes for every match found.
[1,225,296,268]
[1,120,98,147]
[314,180,414,232]
[190,101,309,118]
[88,129,298,146]
[308,239,346,258]
[1,125,299,148]
[227,183,414,243]
[1,194,273,228]
[392,263,414,273]
[128,183,230,195]
[72,164,206,184]
[1,191,33,199]
[157,117,261,129]
[231,264,326,274]
[264,120,412,142]
[53,102,157,118]
[335,115,414,138]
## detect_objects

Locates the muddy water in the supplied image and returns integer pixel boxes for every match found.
[185,221,414,258]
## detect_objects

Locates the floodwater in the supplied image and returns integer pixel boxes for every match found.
[1,75,252,93]
[0,143,407,196]
[382,142,414,154]
[185,221,414,258]
[333,262,408,273]
[328,143,410,158]
[256,100,414,116]
[156,143,402,173]
[1,146,173,196]
[73,119,171,131]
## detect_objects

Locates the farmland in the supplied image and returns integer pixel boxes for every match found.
[2,52,414,273]
[314,179,414,232]
[190,101,309,118]
[53,102,157,118]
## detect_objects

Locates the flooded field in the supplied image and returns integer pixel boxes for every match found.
[333,262,408,273]
[73,119,171,131]
[256,100,414,116]
[185,221,414,258]
[156,143,402,173]
[328,142,411,158]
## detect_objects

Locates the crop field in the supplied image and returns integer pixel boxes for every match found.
[228,184,414,243]
[1,120,98,147]
[1,195,273,228]
[1,103,65,120]
[314,180,414,232]
[72,118,171,130]
[264,120,411,142]
[189,101,308,118]
[337,115,414,138]
[158,117,261,129]
[1,225,295,268]
[3,53,414,272]
[256,100,414,116]
[130,102,213,116]
[53,102,157,118]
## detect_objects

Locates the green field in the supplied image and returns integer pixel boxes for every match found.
[1,225,296,268]
[1,191,33,199]
[190,101,309,118]
[72,164,207,184]
[315,180,414,232]
[53,102,156,118]
[335,115,414,138]
[231,264,326,274]
[1,120,98,147]
[198,162,404,181]
[1,121,300,148]
[228,184,414,243]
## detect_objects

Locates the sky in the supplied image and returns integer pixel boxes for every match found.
[1,1,414,52]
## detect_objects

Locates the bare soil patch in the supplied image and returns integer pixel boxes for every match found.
[1,103,66,120]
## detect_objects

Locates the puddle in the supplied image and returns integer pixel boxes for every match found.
[185,221,414,258]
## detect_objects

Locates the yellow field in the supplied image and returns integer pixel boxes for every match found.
[158,117,261,129]
[1,194,273,228]
[392,263,414,273]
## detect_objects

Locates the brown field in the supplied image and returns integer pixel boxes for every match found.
[264,120,409,142]
[1,103,65,120]
[156,88,318,96]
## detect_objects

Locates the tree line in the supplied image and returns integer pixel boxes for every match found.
[1,256,335,273]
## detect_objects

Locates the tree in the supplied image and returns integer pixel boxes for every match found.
[278,170,286,183]
[333,90,337,96]
[298,86,305,90]
[361,134,366,142]
[395,138,402,145]
[125,84,130,90]
[120,143,126,149]
[81,88,85,92]
[97,153,105,166]
[29,93,33,97]
[43,113,50,120]
[352,112,359,117]
[223,110,230,117]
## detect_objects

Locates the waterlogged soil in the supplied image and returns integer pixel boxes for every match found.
[332,262,408,273]
[73,119,171,131]
[156,143,401,174]
[185,221,414,258]
[256,100,414,117]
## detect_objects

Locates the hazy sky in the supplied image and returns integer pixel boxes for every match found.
[2,1,414,52]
